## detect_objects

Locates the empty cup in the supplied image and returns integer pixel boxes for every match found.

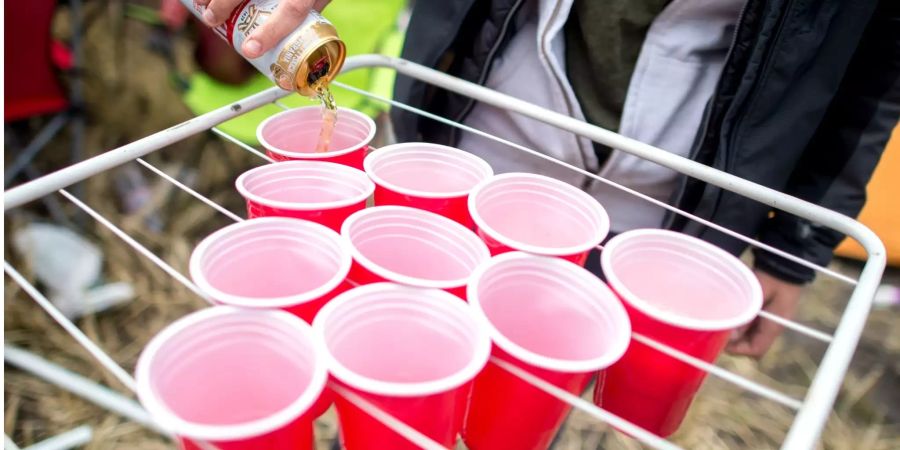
[257,106,375,169]
[341,206,490,299]
[468,173,610,266]
[313,283,491,449]
[235,161,375,231]
[364,143,493,228]
[596,229,763,437]
[135,306,327,450]
[464,252,631,450]
[189,217,352,323]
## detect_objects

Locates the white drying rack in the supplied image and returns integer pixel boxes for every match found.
[2,55,887,450]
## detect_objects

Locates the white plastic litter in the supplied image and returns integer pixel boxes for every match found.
[5,434,21,450]
[873,283,900,309]
[12,223,134,319]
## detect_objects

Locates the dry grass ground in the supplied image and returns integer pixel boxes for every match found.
[4,2,899,449]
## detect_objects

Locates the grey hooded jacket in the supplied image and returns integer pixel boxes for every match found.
[393,0,900,283]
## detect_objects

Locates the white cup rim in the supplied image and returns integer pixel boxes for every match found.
[341,206,490,289]
[468,172,610,256]
[363,143,494,199]
[189,217,352,309]
[600,229,764,331]
[235,161,375,211]
[467,251,632,373]
[256,106,376,158]
[135,306,328,441]
[312,282,492,397]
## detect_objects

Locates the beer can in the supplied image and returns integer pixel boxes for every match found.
[181,0,346,96]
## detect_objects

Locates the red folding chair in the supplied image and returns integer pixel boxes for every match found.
[4,1,72,121]
[4,0,84,199]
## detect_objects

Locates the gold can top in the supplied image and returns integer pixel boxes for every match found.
[294,37,346,96]
[292,23,346,96]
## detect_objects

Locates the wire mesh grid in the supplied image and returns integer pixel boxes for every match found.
[2,55,888,450]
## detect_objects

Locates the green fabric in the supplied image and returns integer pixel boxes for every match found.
[323,0,407,111]
[183,0,407,146]
[184,74,308,146]
[564,0,669,162]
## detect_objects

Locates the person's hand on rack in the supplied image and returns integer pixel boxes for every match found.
[727,270,805,358]
[193,0,332,58]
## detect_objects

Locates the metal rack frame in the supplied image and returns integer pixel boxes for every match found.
[3,55,887,450]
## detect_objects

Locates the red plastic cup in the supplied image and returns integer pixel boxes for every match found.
[313,283,491,449]
[235,161,374,231]
[363,143,493,228]
[464,252,631,450]
[189,217,352,323]
[341,206,490,300]
[257,106,376,169]
[596,229,763,437]
[468,173,610,266]
[135,306,327,450]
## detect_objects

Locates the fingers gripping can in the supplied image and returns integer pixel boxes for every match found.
[181,0,346,96]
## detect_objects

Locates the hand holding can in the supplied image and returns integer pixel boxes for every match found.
[181,0,344,95]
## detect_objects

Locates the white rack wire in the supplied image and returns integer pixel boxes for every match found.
[3,55,887,450]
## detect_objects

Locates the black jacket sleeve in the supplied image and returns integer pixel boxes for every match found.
[753,0,900,284]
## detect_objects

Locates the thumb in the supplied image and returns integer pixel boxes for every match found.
[242,0,315,58]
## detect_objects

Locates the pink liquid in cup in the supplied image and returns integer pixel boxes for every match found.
[468,173,610,266]
[341,206,490,300]
[464,252,631,450]
[135,306,327,450]
[235,161,375,231]
[312,283,491,449]
[363,143,493,228]
[257,106,376,169]
[596,229,763,437]
[189,218,350,418]
[189,217,352,323]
